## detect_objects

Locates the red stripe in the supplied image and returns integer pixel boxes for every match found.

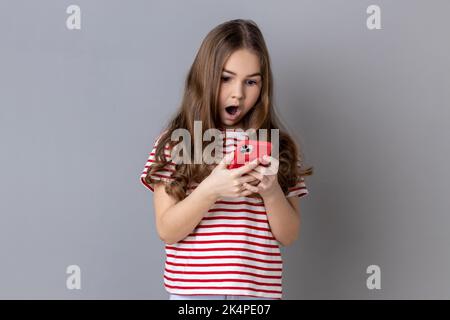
[196,224,270,232]
[178,239,278,248]
[203,216,268,223]
[164,275,281,287]
[208,208,267,215]
[289,184,306,189]
[166,254,281,264]
[165,284,282,294]
[165,260,282,271]
[188,232,276,240]
[288,185,307,191]
[146,159,176,166]
[141,177,154,192]
[165,268,281,279]
[149,152,172,157]
[165,246,281,256]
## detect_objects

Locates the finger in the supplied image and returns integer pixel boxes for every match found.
[242,182,259,193]
[217,152,234,169]
[240,170,263,182]
[236,184,247,197]
[252,166,266,174]
[233,158,260,176]
[240,183,256,196]
[239,188,254,197]
[239,174,259,184]
[258,156,279,175]
[258,155,269,163]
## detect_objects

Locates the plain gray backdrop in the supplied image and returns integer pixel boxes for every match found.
[1,0,449,299]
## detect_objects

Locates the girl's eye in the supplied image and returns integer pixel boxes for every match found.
[221,76,259,86]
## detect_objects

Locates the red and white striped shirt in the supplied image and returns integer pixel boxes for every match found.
[140,129,309,299]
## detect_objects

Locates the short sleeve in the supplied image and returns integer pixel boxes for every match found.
[139,133,176,192]
[286,160,309,198]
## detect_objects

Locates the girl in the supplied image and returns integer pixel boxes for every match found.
[140,19,313,300]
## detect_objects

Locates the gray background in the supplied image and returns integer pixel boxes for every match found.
[1,0,449,299]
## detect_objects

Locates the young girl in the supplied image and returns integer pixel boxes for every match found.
[140,19,313,300]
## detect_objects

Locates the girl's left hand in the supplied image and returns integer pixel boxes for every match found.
[242,155,280,198]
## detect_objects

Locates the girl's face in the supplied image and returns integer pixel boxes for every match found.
[218,49,262,129]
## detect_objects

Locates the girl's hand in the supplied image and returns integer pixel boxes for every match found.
[242,155,280,198]
[202,152,262,199]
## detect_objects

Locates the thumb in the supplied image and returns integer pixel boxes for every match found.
[217,152,234,169]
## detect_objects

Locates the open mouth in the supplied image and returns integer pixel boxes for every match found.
[225,106,239,115]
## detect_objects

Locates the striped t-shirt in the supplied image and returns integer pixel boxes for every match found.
[140,129,309,299]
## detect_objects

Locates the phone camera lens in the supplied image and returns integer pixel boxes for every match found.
[240,144,253,154]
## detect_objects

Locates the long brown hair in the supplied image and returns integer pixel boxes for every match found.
[145,19,313,201]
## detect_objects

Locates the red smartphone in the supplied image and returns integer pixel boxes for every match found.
[227,139,272,169]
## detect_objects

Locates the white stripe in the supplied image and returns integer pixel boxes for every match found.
[164,248,281,261]
[181,234,279,246]
[199,218,268,228]
[189,228,273,240]
[164,279,282,290]
[165,255,283,267]
[171,241,280,254]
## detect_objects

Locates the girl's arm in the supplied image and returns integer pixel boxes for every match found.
[153,181,218,245]
[262,184,301,247]
[242,156,303,247]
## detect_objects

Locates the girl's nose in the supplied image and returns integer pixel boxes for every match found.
[232,83,244,100]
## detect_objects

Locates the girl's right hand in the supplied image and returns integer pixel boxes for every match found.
[202,152,262,199]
